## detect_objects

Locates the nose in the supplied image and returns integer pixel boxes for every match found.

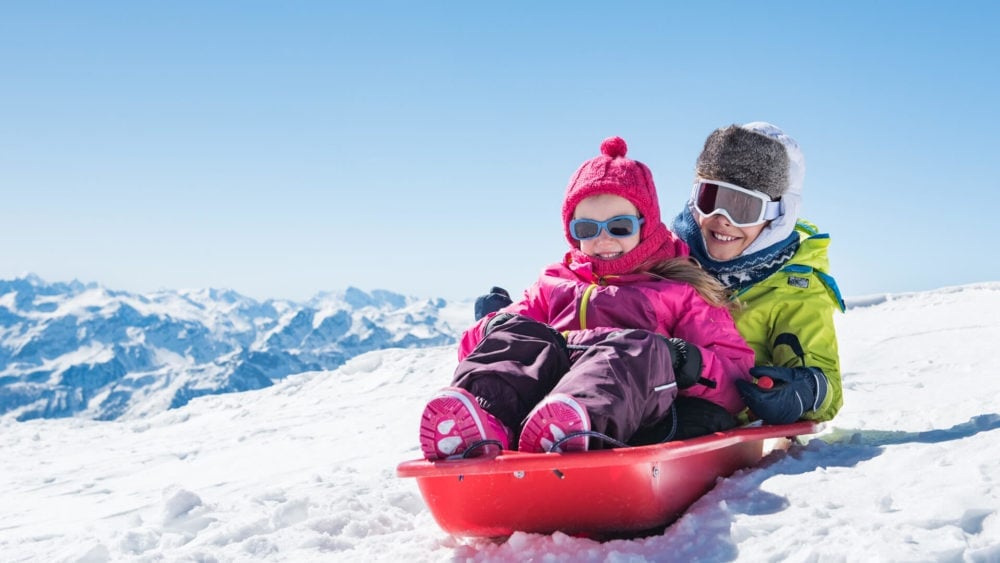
[594,227,618,242]
[710,213,732,227]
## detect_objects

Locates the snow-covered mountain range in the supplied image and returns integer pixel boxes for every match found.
[0,275,469,421]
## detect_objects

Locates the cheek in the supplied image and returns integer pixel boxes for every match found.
[743,224,767,243]
[696,217,713,237]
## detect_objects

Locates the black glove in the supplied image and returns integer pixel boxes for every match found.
[474,286,513,321]
[663,337,704,389]
[736,366,829,425]
[483,312,517,336]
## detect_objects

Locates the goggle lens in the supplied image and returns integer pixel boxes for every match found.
[693,179,780,227]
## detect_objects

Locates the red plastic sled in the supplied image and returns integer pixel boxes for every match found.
[397,421,822,538]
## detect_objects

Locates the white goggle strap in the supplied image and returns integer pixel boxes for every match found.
[763,200,783,221]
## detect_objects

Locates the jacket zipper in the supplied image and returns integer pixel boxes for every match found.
[579,283,597,330]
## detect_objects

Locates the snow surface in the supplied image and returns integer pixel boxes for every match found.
[2,283,999,562]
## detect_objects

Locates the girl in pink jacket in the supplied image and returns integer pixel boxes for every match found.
[419,137,754,460]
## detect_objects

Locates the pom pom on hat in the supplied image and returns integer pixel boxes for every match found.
[600,136,628,158]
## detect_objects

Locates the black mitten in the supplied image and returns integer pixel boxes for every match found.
[483,312,517,335]
[474,286,513,321]
[736,366,829,424]
[663,337,704,389]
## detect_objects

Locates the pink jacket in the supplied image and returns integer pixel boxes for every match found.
[459,257,755,414]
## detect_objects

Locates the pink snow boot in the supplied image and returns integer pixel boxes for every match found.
[420,387,511,460]
[518,393,591,454]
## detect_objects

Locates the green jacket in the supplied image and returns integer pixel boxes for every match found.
[733,220,845,422]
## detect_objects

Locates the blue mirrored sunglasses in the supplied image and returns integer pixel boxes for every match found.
[569,215,644,241]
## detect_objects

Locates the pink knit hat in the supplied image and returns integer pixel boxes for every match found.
[562,137,688,276]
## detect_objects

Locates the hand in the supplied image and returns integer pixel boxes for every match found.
[483,312,517,335]
[736,366,829,424]
[663,337,704,389]
[474,286,513,321]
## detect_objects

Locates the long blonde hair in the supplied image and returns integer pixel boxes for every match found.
[641,257,738,311]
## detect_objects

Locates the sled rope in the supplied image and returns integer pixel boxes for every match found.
[549,403,678,451]
[549,430,628,451]
[659,403,678,443]
[458,439,505,459]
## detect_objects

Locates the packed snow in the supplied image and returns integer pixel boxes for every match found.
[1,283,999,561]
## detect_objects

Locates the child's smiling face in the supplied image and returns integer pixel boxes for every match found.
[574,194,641,260]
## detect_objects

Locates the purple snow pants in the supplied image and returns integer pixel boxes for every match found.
[452,315,678,448]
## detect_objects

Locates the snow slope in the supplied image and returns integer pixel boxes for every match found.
[1,283,999,562]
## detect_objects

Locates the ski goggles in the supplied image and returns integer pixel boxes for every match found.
[692,178,783,227]
[569,215,644,241]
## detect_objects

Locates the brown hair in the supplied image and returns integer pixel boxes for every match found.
[641,257,737,311]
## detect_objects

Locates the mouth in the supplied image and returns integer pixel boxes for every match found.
[710,231,741,243]
[596,252,624,260]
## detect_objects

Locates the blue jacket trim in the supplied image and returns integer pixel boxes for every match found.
[779,265,847,313]
[817,271,847,312]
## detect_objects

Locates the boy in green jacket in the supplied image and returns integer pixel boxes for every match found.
[670,122,844,424]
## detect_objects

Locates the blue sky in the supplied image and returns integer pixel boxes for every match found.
[2,2,998,302]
